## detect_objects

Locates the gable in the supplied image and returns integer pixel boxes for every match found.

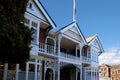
[69,26,79,34]
[58,22,86,44]
[25,0,56,28]
[88,36,104,53]
[92,39,100,49]
[64,26,83,42]
[26,0,48,22]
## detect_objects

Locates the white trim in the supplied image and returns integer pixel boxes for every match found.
[60,22,86,44]
[34,0,56,28]
[88,36,104,53]
[62,34,80,43]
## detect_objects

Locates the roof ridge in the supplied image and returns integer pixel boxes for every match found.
[86,34,97,43]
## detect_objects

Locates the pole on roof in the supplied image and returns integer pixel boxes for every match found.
[73,0,76,22]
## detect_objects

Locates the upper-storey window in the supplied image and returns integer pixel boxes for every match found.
[27,2,33,9]
[118,70,120,74]
[31,21,38,44]
[25,18,30,26]
[32,21,37,28]
[91,49,98,62]
[112,70,115,74]
[24,18,38,44]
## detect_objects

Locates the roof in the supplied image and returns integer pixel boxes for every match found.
[56,21,86,44]
[34,0,56,28]
[86,34,97,43]
[56,22,75,33]
[86,34,104,54]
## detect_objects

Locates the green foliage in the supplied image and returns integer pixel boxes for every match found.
[0,0,33,63]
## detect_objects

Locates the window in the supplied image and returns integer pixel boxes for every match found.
[104,68,106,71]
[27,2,33,9]
[118,70,120,74]
[112,77,114,80]
[24,19,38,44]
[32,21,38,28]
[31,21,38,44]
[25,18,30,26]
[112,70,115,74]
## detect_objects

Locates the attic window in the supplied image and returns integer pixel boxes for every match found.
[27,2,33,9]
[29,3,32,8]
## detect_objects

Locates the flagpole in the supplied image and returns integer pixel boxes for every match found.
[73,0,76,22]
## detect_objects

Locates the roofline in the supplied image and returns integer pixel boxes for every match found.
[97,36,104,53]
[87,35,104,53]
[34,0,56,28]
[56,21,86,44]
[56,21,75,33]
[76,22,86,44]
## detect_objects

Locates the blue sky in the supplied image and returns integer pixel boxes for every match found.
[40,0,120,65]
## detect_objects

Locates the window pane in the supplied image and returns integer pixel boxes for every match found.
[32,21,38,28]
[32,29,37,44]
[25,18,30,25]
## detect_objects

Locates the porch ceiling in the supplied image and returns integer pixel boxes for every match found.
[60,37,78,50]
[40,22,49,29]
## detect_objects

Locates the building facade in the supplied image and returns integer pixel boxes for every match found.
[0,0,104,80]
[110,65,120,80]
[99,64,111,80]
[99,64,120,80]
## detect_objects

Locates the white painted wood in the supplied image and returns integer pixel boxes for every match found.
[3,63,8,80]
[34,0,56,28]
[25,62,29,80]
[15,64,19,80]
[58,61,60,80]
[34,59,38,80]
[26,0,46,21]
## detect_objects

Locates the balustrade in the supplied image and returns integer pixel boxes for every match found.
[82,56,91,63]
[60,52,80,61]
[39,42,56,55]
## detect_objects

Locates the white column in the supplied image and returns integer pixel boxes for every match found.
[37,22,40,45]
[35,59,38,80]
[15,64,19,80]
[58,34,62,57]
[96,69,97,80]
[80,65,82,80]
[57,61,60,80]
[84,69,86,80]
[91,69,92,80]
[57,34,62,80]
[54,38,56,55]
[79,44,83,61]
[91,48,93,61]
[53,70,55,80]
[26,62,29,80]
[3,63,8,80]
[96,69,98,80]
[38,60,42,80]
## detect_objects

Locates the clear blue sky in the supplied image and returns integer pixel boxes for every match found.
[40,0,120,65]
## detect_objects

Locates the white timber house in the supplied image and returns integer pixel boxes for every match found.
[0,0,104,80]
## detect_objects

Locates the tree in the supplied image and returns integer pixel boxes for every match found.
[0,0,33,63]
